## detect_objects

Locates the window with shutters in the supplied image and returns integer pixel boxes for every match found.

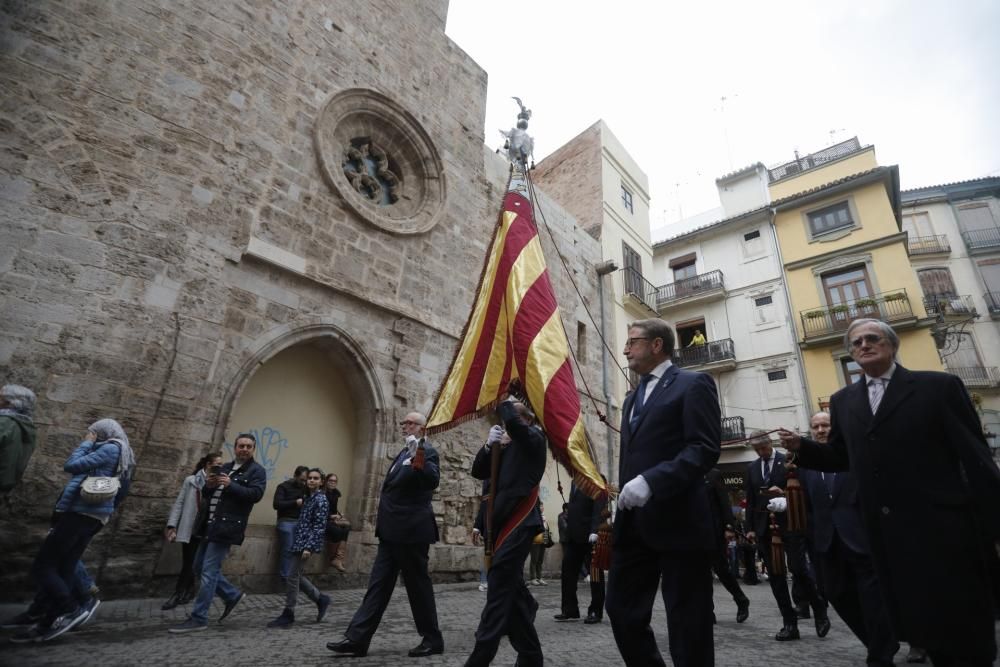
[917,267,957,299]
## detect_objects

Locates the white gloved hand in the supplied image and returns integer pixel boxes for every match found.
[588,533,598,544]
[487,425,505,446]
[618,475,652,510]
[766,497,787,513]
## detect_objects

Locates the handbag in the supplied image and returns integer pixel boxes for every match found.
[543,527,554,549]
[80,475,121,503]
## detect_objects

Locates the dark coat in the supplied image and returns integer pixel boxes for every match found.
[200,459,267,546]
[565,483,606,544]
[272,478,305,521]
[615,364,721,552]
[796,365,1000,657]
[800,467,868,555]
[705,468,734,542]
[471,400,547,534]
[744,449,788,537]
[375,439,440,544]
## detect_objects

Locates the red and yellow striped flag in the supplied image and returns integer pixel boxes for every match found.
[428,172,608,500]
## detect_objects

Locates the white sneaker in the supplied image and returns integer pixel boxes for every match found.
[478,583,488,592]
[537,578,547,586]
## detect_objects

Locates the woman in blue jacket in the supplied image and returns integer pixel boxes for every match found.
[28,418,135,642]
[267,467,331,627]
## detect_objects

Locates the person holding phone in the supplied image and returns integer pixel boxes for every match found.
[168,432,266,634]
[267,467,331,627]
[161,452,222,610]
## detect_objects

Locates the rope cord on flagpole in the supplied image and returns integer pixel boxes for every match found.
[523,170,626,439]
[523,171,636,394]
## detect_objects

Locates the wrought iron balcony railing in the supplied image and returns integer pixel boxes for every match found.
[721,416,745,443]
[655,269,725,307]
[961,228,1000,251]
[923,294,977,318]
[675,338,735,369]
[620,267,658,313]
[907,234,950,255]
[800,289,914,339]
[949,366,1000,389]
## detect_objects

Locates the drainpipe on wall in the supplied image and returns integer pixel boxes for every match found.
[596,259,618,482]
[769,211,812,428]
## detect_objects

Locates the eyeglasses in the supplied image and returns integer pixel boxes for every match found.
[399,420,420,426]
[624,337,648,348]
[850,333,884,349]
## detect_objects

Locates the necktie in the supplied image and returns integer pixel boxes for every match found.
[630,374,655,428]
[762,458,771,482]
[823,471,836,497]
[869,377,884,415]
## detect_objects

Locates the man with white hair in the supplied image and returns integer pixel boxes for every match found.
[0,383,37,499]
[327,411,444,659]
[781,318,1000,666]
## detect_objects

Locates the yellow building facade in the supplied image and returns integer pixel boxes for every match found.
[769,144,942,410]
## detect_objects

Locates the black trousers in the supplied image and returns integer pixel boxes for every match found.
[174,538,200,595]
[758,531,826,625]
[560,541,605,617]
[465,524,542,667]
[345,540,442,650]
[607,544,714,667]
[817,535,898,664]
[711,543,748,610]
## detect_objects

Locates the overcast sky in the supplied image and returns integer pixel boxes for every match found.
[445,0,1000,239]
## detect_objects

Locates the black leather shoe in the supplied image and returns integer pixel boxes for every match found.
[218,592,245,623]
[408,641,444,658]
[583,613,602,625]
[905,646,927,663]
[736,600,750,624]
[161,593,181,611]
[775,624,800,641]
[327,639,368,657]
[553,613,580,622]
[815,616,831,638]
[795,604,811,620]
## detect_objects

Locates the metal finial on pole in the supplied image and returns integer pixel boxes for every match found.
[499,97,535,168]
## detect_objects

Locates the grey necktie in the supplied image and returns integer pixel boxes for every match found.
[869,377,884,415]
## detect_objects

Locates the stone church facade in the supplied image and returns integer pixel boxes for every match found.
[0,1,612,595]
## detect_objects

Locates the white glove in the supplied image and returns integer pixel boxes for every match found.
[766,497,787,513]
[618,475,652,510]
[486,425,505,446]
[588,533,598,544]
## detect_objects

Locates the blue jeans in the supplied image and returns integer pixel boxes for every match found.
[190,540,241,625]
[28,561,94,617]
[276,520,296,581]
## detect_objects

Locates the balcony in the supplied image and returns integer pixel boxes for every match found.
[655,269,726,309]
[907,234,950,256]
[961,228,1000,253]
[949,366,1000,390]
[923,294,978,320]
[799,289,916,347]
[674,338,736,372]
[721,416,746,444]
[620,267,659,315]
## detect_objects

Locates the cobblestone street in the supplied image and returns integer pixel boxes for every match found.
[1,576,937,666]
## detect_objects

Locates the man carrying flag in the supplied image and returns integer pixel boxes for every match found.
[465,396,547,667]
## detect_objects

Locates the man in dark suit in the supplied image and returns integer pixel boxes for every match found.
[327,412,443,659]
[606,318,721,667]
[781,318,1000,667]
[465,398,547,667]
[744,430,829,641]
[799,410,898,666]
[554,481,607,624]
[705,468,750,624]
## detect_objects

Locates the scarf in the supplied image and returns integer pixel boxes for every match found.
[88,418,137,480]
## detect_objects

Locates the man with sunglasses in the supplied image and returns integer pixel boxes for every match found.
[780,318,1000,667]
[327,412,444,659]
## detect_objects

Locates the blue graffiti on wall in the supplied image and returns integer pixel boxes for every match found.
[223,426,288,481]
